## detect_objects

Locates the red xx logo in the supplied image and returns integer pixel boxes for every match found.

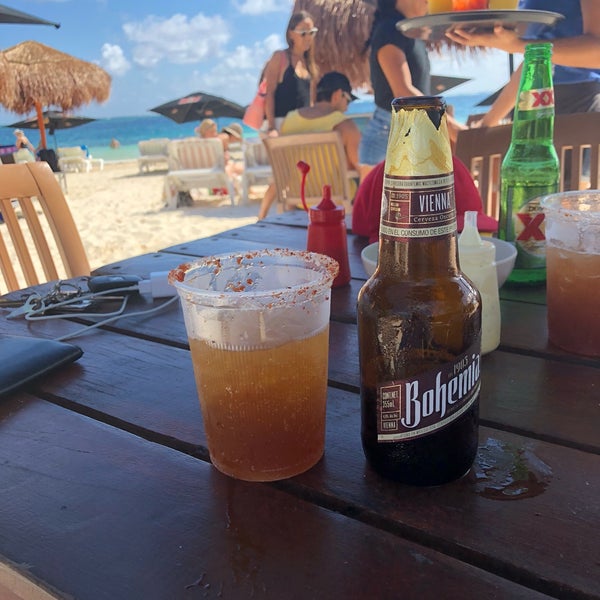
[517,213,545,241]
[532,90,554,107]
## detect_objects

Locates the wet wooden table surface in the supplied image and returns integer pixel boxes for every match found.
[1,211,598,600]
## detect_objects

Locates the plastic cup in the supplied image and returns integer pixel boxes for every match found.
[488,0,519,8]
[170,249,339,481]
[452,0,488,10]
[428,0,453,13]
[541,191,600,357]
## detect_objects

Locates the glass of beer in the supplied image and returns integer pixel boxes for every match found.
[452,0,488,10]
[170,249,338,481]
[541,191,600,357]
[428,0,453,13]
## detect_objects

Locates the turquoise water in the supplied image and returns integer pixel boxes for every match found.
[0,93,490,162]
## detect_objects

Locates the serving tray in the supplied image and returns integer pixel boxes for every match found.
[397,9,564,42]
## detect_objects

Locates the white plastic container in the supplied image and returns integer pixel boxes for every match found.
[458,211,501,354]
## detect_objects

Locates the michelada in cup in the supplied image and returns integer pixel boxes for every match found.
[170,249,338,481]
[541,191,600,357]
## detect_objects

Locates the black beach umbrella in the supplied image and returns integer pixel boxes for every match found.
[0,4,60,28]
[7,110,96,147]
[150,91,245,124]
[476,88,502,107]
[8,110,95,133]
[431,75,470,94]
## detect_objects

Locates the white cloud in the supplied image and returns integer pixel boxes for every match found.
[123,13,230,68]
[100,44,131,77]
[234,0,293,16]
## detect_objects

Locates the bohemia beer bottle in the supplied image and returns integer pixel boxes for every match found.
[499,42,559,285]
[357,97,481,486]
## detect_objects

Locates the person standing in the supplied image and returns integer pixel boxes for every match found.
[358,0,466,182]
[262,11,319,137]
[447,0,600,126]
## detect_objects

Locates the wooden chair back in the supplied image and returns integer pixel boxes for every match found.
[167,138,225,171]
[0,162,90,293]
[263,131,353,212]
[455,112,600,221]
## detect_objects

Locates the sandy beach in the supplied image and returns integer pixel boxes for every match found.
[1,160,264,295]
[64,160,261,271]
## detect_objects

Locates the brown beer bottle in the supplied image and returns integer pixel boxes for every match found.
[357,96,481,486]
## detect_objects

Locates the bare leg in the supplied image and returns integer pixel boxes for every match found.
[257,183,277,220]
[358,164,374,185]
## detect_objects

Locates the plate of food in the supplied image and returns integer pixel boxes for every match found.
[397,9,563,42]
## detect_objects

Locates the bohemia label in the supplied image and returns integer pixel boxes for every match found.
[376,345,480,442]
[380,172,456,240]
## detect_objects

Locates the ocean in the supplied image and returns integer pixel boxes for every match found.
[0,93,491,163]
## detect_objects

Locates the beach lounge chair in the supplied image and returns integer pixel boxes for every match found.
[263,131,357,213]
[0,162,90,293]
[57,147,104,173]
[137,138,170,173]
[241,140,272,205]
[57,147,91,173]
[163,138,235,209]
[12,148,36,164]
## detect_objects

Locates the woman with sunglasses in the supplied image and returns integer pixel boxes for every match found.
[262,11,319,137]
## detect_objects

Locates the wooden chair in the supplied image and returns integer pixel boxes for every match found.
[455,112,600,221]
[164,138,235,208]
[263,131,358,213]
[0,162,90,294]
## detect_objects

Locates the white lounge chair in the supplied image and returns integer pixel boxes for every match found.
[241,140,272,205]
[137,138,170,173]
[57,147,103,173]
[163,138,235,209]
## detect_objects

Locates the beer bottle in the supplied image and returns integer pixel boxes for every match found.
[499,42,559,285]
[357,97,481,486]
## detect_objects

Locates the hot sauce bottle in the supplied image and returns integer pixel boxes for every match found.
[357,96,481,486]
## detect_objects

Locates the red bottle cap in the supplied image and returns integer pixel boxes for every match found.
[309,185,345,223]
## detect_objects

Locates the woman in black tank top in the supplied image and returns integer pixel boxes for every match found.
[263,11,319,134]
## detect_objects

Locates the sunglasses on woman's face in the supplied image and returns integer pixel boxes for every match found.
[293,27,318,37]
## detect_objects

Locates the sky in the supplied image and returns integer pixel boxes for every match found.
[1,0,517,122]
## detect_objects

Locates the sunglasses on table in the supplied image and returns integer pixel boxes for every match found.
[293,27,318,37]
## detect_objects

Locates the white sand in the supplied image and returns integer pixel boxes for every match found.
[1,160,265,295]
[65,160,261,271]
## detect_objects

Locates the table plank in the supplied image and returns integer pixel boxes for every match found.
[2,306,598,454]
[0,397,548,600]
[0,325,597,598]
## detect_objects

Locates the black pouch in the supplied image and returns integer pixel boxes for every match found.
[37,148,60,172]
[0,336,83,397]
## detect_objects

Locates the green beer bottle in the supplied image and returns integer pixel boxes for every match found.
[499,42,559,285]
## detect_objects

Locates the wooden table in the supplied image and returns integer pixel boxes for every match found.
[1,211,598,600]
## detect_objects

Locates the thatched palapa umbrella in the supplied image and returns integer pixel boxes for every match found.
[294,0,374,89]
[0,40,111,149]
[293,0,480,92]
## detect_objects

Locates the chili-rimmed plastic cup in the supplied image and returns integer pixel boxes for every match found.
[170,249,339,481]
[541,191,600,357]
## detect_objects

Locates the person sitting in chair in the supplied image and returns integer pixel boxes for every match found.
[14,129,36,153]
[257,71,361,220]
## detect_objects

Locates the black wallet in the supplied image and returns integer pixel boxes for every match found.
[0,336,83,398]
